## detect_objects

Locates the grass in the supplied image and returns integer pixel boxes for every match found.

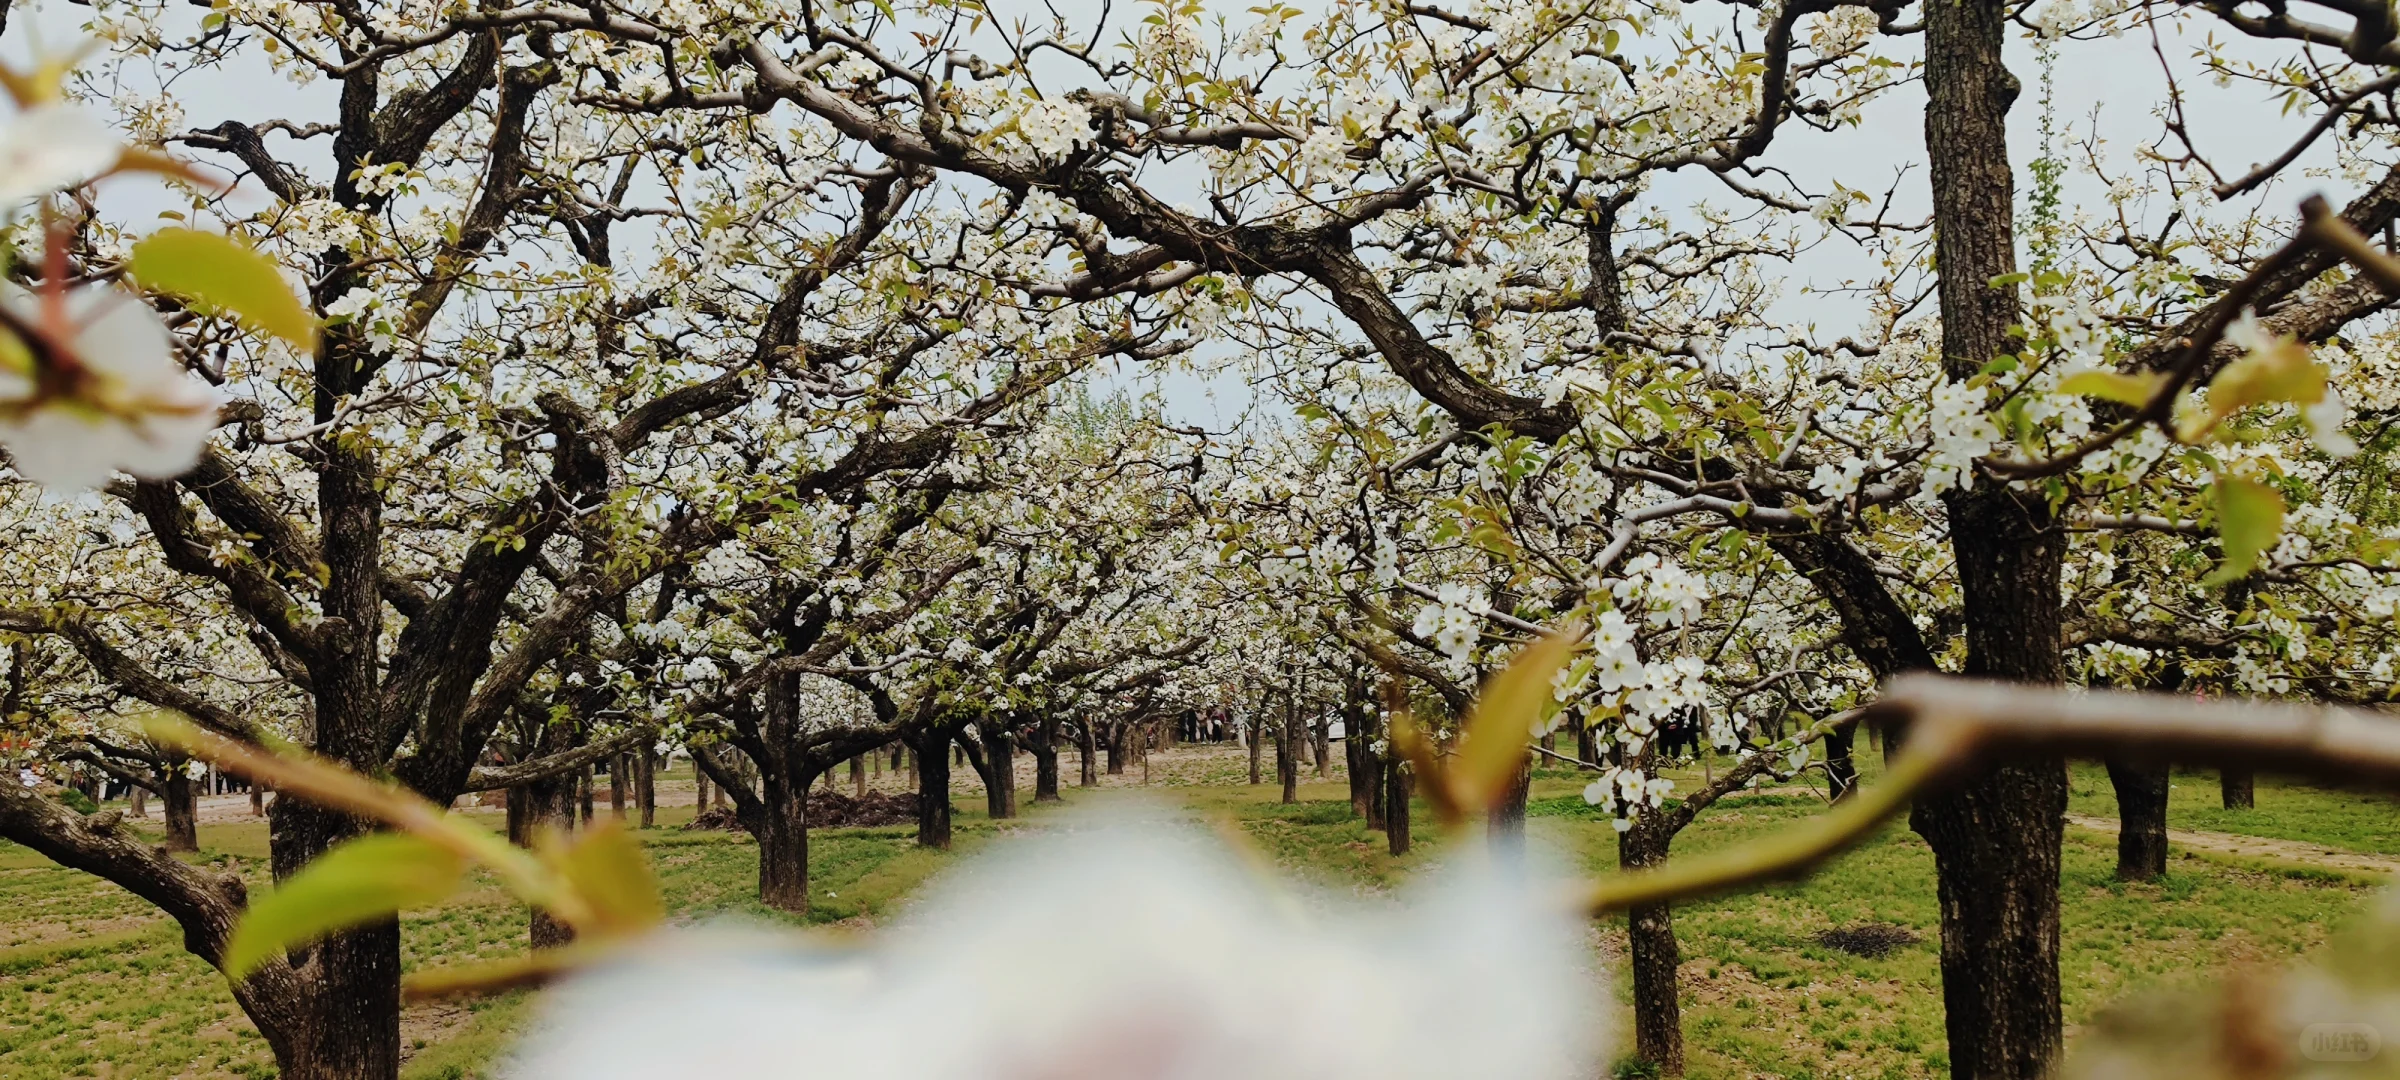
[1182,762,2380,1080]
[2065,762,2400,856]
[0,753,2390,1078]
[0,767,1022,1079]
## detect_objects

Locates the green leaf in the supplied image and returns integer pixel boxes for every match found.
[551,821,662,934]
[2179,332,2325,442]
[222,833,463,980]
[2057,369,2166,406]
[2204,475,2285,587]
[128,229,318,350]
[1452,629,1577,813]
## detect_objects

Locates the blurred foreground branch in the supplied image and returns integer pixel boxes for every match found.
[1579,675,2400,915]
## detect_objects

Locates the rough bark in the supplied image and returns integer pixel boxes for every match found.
[756,771,811,914]
[2105,758,2171,881]
[506,756,578,949]
[1621,817,1685,1076]
[1247,713,1263,784]
[636,750,655,828]
[1311,705,1330,779]
[1032,714,1063,803]
[977,721,1017,820]
[609,755,626,818]
[1076,722,1097,787]
[1916,2,2070,1075]
[1824,719,1859,802]
[1276,698,1299,805]
[2222,768,2256,809]
[161,769,199,853]
[1384,759,1412,856]
[913,724,953,849]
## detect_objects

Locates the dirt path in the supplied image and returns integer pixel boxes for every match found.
[2064,812,2400,876]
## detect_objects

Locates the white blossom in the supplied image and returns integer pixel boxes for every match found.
[0,104,120,205]
[0,284,221,491]
[1014,99,1094,159]
[510,818,1608,1080]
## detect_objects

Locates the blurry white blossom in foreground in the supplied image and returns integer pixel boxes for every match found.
[0,104,121,205]
[0,283,220,490]
[509,815,1608,1079]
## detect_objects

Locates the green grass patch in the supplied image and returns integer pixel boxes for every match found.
[1,759,2390,1079]
[1200,764,2375,1080]
[2068,762,2400,855]
[0,782,1049,1079]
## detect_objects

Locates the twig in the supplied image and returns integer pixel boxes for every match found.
[1576,720,1970,914]
[1982,193,2400,480]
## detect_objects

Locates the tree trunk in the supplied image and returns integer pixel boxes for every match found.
[1247,714,1263,784]
[505,783,529,845]
[978,723,1016,820]
[913,726,953,849]
[1346,728,1373,822]
[1621,820,1684,1076]
[1824,718,1859,802]
[250,783,265,817]
[851,755,867,799]
[508,772,577,948]
[757,771,810,914]
[1576,719,1600,766]
[1360,739,1387,832]
[1344,675,1374,819]
[1384,759,1412,856]
[1276,703,1298,805]
[1488,759,1531,852]
[161,769,198,853]
[127,785,146,819]
[1076,722,1097,787]
[637,750,656,828]
[694,760,711,810]
[1311,705,1330,779]
[1106,722,1127,775]
[609,755,627,818]
[2105,758,2170,881]
[1915,0,2070,1075]
[577,764,594,825]
[1032,715,1062,803]
[256,772,406,1080]
[265,922,404,1080]
[2222,768,2255,809]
